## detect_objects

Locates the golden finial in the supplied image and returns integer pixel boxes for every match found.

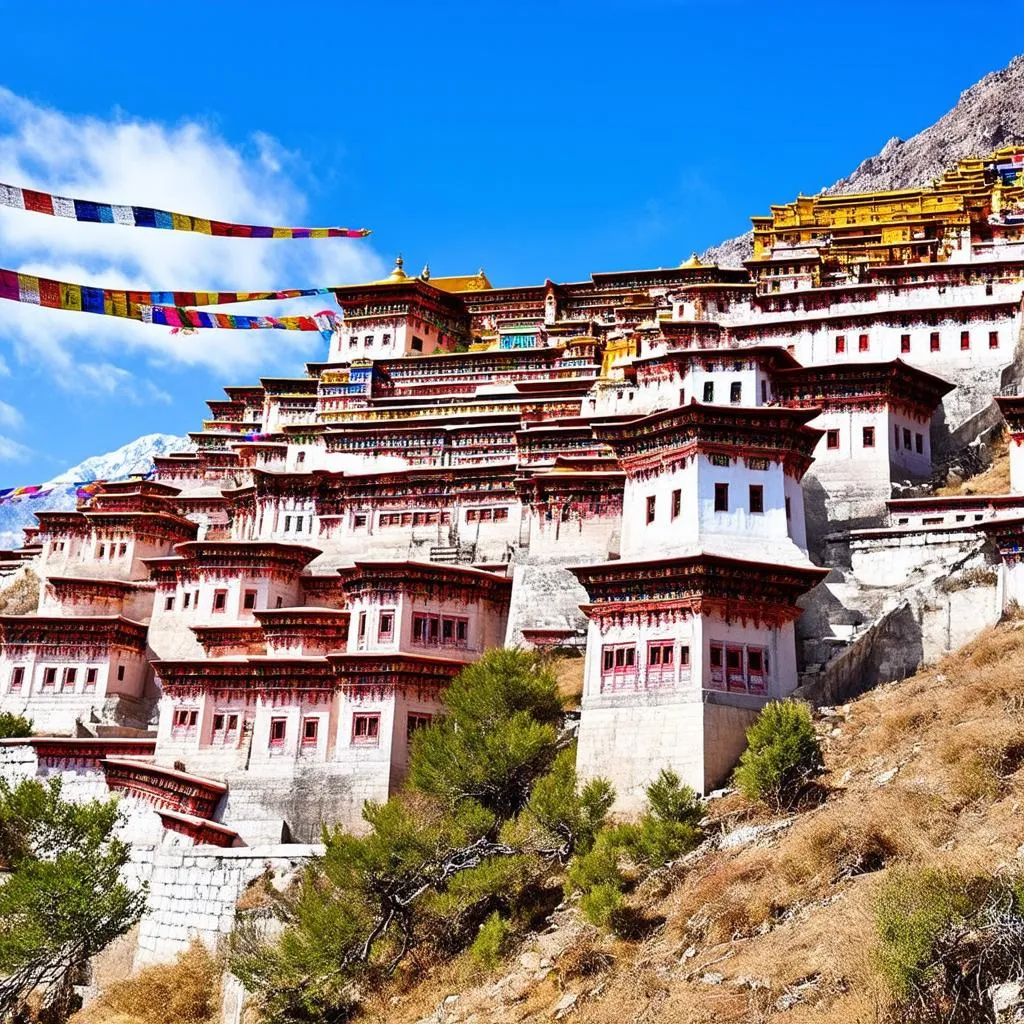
[421,263,431,280]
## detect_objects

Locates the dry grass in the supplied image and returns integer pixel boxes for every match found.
[551,655,584,708]
[74,942,221,1024]
[935,430,1011,495]
[0,568,40,614]
[356,612,1024,1024]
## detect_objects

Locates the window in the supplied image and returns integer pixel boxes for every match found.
[117,665,125,681]
[702,381,714,403]
[600,644,637,690]
[412,613,468,648]
[858,333,869,352]
[378,611,395,642]
[671,489,681,520]
[296,451,306,464]
[42,667,56,691]
[382,333,391,346]
[729,381,742,404]
[960,330,970,351]
[172,708,198,735]
[679,646,691,673]
[97,544,105,558]
[269,717,287,747]
[183,592,191,609]
[352,713,380,744]
[164,595,175,611]
[212,713,240,745]
[119,543,127,557]
[61,667,77,692]
[903,427,912,449]
[411,337,424,352]
[785,496,791,521]
[284,515,292,533]
[646,495,656,524]
[295,516,303,533]
[349,335,358,348]
[364,335,373,348]
[243,589,257,610]
[647,641,675,684]
[301,717,319,745]
[714,483,729,512]
[826,429,840,450]
[407,713,432,742]
[353,513,367,529]
[901,333,911,353]
[213,589,227,612]
[679,388,686,406]
[761,380,768,403]
[357,611,367,644]
[930,331,940,352]
[894,425,901,448]
[915,433,924,454]
[862,426,875,448]
[834,334,845,354]
[709,644,724,688]
[275,596,283,609]
[10,667,24,692]
[749,485,764,514]
[990,331,1000,349]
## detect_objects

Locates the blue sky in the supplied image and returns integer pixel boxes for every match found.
[0,0,1021,479]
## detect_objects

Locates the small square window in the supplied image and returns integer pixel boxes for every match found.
[119,543,127,556]
[646,495,656,524]
[164,595,175,611]
[858,334,869,352]
[930,332,940,352]
[671,489,681,520]
[729,381,742,404]
[748,485,764,514]
[117,665,125,681]
[183,592,191,609]
[354,513,367,528]
[61,667,77,692]
[10,666,25,692]
[989,331,1000,349]
[901,334,911,353]
[862,426,875,448]
[302,717,319,744]
[826,429,840,450]
[407,713,432,743]
[702,381,714,403]
[352,713,381,744]
[714,482,729,512]
[213,590,227,612]
[960,330,970,350]
[378,611,395,641]
[43,667,56,690]
[915,433,924,454]
[834,334,845,354]
[903,427,912,449]
[243,590,257,610]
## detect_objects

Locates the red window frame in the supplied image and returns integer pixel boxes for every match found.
[42,667,57,691]
[858,333,869,352]
[930,331,940,352]
[301,717,319,745]
[9,666,24,692]
[826,429,840,450]
[646,495,656,524]
[748,485,764,514]
[708,644,725,689]
[900,333,911,353]
[960,330,970,350]
[834,335,845,354]
[862,426,875,448]
[646,641,675,686]
[352,713,381,744]
[242,589,257,610]
[172,708,199,736]
[213,589,227,612]
[378,610,395,643]
[671,489,681,520]
[269,717,287,747]
[61,667,77,692]
[990,331,1000,349]
[600,643,637,691]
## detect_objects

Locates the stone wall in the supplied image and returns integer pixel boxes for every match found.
[131,843,321,967]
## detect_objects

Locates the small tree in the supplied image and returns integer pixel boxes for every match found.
[0,711,32,739]
[732,700,823,809]
[233,649,611,1024]
[0,777,146,1020]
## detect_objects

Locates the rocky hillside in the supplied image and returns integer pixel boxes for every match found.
[0,433,189,549]
[364,616,1024,1024]
[703,55,1024,267]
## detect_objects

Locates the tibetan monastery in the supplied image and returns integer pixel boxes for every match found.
[4,148,1024,838]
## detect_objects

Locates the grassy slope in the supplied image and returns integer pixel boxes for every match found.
[369,615,1024,1024]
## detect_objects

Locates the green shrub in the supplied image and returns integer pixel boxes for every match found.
[468,912,511,973]
[872,867,975,1002]
[579,883,623,930]
[732,700,822,809]
[0,711,32,739]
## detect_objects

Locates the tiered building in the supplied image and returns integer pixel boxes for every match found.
[4,149,1024,840]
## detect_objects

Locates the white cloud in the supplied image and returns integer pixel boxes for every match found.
[0,435,32,461]
[0,88,386,384]
[0,400,22,429]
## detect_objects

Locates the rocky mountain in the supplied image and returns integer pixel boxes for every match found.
[703,55,1024,267]
[0,432,189,549]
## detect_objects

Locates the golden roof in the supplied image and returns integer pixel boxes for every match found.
[680,252,704,268]
[428,268,493,293]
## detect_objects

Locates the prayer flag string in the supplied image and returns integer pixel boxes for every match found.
[0,267,339,331]
[0,182,370,238]
[0,472,154,508]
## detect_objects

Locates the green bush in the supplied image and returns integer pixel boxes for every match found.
[579,883,623,930]
[468,912,511,972]
[0,712,32,739]
[732,700,822,809]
